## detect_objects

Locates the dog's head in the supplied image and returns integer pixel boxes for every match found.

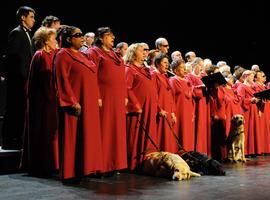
[231,114,244,126]
[161,153,189,180]
[162,152,201,180]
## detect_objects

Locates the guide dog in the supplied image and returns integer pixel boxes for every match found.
[179,150,226,175]
[142,151,201,181]
[226,114,246,163]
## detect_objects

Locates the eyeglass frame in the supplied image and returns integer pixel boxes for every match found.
[161,44,169,47]
[71,32,84,38]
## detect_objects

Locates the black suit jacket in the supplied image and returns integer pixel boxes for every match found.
[5,25,33,82]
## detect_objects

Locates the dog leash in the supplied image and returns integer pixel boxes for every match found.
[164,116,203,162]
[136,117,160,152]
[164,116,185,152]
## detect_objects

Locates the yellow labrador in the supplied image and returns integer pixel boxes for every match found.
[226,114,246,163]
[142,151,201,180]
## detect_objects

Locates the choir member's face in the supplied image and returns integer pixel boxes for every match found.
[213,68,220,73]
[246,73,255,83]
[256,72,266,84]
[51,21,61,30]
[172,51,182,61]
[22,11,35,29]
[193,65,201,76]
[142,44,150,60]
[199,60,205,73]
[226,74,234,86]
[46,33,57,51]
[85,34,95,46]
[185,63,192,73]
[188,52,196,62]
[134,46,145,64]
[158,57,169,74]
[102,32,115,50]
[119,43,128,57]
[70,28,84,50]
[159,40,169,54]
[175,63,186,78]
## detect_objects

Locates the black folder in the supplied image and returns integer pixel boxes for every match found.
[201,72,227,89]
[254,89,270,100]
[166,70,175,77]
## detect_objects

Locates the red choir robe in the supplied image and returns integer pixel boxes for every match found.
[185,73,211,155]
[125,64,158,170]
[223,86,241,137]
[169,76,195,151]
[237,84,261,155]
[265,83,270,153]
[154,72,178,153]
[232,81,242,92]
[24,49,58,176]
[86,46,127,173]
[253,83,269,153]
[209,86,227,160]
[54,48,103,180]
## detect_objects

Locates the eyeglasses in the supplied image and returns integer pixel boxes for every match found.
[161,44,169,47]
[71,32,84,38]
[103,32,115,37]
[144,48,150,51]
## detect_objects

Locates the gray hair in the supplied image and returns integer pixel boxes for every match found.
[155,37,167,49]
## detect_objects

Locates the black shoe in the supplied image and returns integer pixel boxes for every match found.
[86,172,102,178]
[101,171,115,178]
[62,177,81,185]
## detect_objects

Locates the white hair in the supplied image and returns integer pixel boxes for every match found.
[251,64,260,72]
[219,65,231,74]
[216,61,227,68]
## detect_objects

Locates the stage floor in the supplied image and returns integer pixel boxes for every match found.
[1,156,270,200]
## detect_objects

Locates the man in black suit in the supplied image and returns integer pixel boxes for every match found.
[1,6,35,149]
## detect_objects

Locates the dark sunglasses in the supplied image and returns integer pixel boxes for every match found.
[161,44,169,47]
[103,32,115,37]
[71,32,84,38]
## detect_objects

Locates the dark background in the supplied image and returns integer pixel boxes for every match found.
[0,1,269,73]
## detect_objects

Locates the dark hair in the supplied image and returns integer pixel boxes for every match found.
[170,59,184,71]
[154,53,169,67]
[233,65,243,72]
[146,49,159,65]
[205,65,219,75]
[56,24,68,43]
[234,67,246,80]
[61,26,77,48]
[16,6,35,23]
[94,27,113,47]
[41,15,60,27]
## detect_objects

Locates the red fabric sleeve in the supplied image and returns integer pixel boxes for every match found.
[125,67,141,112]
[54,53,77,107]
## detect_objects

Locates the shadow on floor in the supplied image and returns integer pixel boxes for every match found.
[1,155,270,200]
